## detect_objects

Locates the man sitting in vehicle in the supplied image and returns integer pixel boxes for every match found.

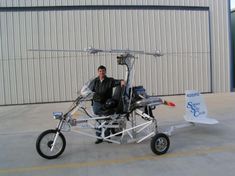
[89,65,125,144]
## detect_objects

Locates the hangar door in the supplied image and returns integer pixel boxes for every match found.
[0,6,211,105]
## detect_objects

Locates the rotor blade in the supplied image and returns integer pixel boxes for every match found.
[162,51,210,55]
[28,48,114,54]
[109,49,164,57]
[28,49,87,52]
[28,47,164,57]
[28,48,209,58]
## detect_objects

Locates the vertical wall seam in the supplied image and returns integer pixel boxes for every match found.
[61,9,66,100]
[49,10,55,101]
[30,7,36,102]
[208,9,213,92]
[36,10,43,102]
[0,16,6,104]
[67,10,73,100]
[78,11,84,84]
[72,9,79,95]
[228,0,234,90]
[24,7,31,103]
[8,11,14,104]
[12,11,18,104]
[43,9,49,102]
[55,10,61,100]
[18,10,24,103]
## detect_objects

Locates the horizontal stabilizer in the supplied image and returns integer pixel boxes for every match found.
[184,115,218,124]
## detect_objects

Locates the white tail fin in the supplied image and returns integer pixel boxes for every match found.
[184,90,218,124]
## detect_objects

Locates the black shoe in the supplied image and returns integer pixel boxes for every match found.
[95,139,103,144]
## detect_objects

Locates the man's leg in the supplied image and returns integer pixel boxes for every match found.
[92,101,103,144]
[92,101,103,115]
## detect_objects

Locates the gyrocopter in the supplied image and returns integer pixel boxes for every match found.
[32,47,218,159]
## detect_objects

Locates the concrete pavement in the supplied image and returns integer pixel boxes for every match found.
[0,93,235,176]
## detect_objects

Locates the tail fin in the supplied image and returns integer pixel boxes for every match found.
[184,90,218,124]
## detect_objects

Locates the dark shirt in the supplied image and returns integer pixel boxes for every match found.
[89,76,121,103]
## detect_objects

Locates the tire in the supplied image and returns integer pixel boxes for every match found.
[150,133,170,155]
[36,129,66,159]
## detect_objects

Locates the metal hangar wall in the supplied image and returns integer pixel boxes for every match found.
[0,0,232,105]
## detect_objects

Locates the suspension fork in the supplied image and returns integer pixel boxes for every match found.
[50,119,64,151]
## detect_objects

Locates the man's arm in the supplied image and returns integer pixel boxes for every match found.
[112,78,125,87]
[88,79,96,91]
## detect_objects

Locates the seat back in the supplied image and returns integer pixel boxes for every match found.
[112,86,126,113]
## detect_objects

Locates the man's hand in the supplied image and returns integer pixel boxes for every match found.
[120,80,126,87]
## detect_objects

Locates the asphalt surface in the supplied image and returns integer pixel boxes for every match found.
[0,93,235,176]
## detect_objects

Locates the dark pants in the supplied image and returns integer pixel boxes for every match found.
[92,101,111,138]
[92,101,103,137]
[92,101,103,115]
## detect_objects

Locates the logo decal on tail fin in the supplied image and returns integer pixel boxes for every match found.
[187,102,206,117]
[186,92,200,97]
[185,90,218,124]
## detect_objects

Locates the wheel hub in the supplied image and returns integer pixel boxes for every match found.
[155,137,167,152]
[47,141,53,148]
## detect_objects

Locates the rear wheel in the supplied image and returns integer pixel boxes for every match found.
[36,129,66,159]
[150,133,170,155]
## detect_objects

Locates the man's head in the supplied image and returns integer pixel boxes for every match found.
[97,65,106,80]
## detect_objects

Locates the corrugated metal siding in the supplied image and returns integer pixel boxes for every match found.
[0,0,231,105]
[232,10,235,88]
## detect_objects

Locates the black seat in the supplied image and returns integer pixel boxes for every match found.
[112,86,125,114]
[99,86,125,116]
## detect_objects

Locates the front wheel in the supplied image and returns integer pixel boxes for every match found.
[36,129,66,159]
[150,133,170,155]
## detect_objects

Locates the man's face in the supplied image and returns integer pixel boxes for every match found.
[98,69,106,79]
